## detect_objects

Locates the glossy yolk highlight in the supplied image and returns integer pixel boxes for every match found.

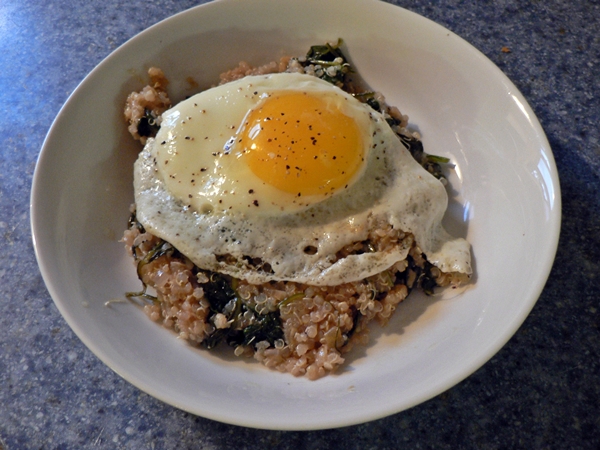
[239,92,363,197]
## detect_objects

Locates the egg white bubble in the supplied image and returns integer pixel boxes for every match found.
[133,73,471,286]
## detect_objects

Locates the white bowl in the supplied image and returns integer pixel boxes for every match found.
[31,0,560,430]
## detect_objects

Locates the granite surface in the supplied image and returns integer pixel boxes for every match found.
[1,0,599,448]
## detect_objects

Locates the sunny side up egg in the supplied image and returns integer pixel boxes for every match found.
[133,72,472,286]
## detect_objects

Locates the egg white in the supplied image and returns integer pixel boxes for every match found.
[133,73,471,286]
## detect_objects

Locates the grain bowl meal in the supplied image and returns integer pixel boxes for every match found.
[121,40,472,379]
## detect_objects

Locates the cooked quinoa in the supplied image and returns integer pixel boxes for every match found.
[122,41,470,379]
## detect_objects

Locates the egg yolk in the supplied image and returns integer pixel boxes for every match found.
[239,92,363,197]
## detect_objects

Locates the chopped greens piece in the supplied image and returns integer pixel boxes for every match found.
[203,273,237,314]
[278,292,305,309]
[426,154,451,164]
[398,134,448,180]
[201,274,285,351]
[125,288,158,304]
[137,108,160,137]
[235,311,284,347]
[395,253,439,296]
[299,39,352,87]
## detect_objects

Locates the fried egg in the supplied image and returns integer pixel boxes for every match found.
[133,72,471,285]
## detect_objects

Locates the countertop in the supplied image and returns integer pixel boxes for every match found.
[1,0,599,448]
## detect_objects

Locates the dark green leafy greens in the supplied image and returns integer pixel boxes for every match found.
[175,270,283,350]
[233,311,284,347]
[299,39,352,87]
[398,134,449,181]
[203,273,237,314]
[394,255,439,296]
[137,108,160,137]
[202,278,285,350]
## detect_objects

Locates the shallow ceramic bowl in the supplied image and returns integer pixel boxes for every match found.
[31,0,560,430]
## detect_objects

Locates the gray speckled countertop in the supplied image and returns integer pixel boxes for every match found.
[1,0,599,448]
